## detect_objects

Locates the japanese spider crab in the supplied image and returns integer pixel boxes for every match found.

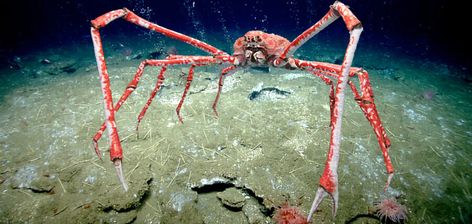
[90,1,394,221]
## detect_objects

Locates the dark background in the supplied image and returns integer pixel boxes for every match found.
[0,0,470,70]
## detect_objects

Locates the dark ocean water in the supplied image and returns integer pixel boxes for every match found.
[0,1,471,223]
[1,0,471,72]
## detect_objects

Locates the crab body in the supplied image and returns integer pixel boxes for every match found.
[233,30,291,67]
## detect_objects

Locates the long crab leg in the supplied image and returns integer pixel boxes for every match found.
[135,56,237,132]
[308,70,335,125]
[177,65,239,122]
[294,2,365,218]
[90,8,233,173]
[176,65,195,123]
[91,27,128,191]
[136,66,167,137]
[273,3,340,67]
[93,57,220,151]
[91,9,226,56]
[348,72,394,183]
[301,64,394,187]
[90,7,241,191]
[304,64,394,216]
[266,1,371,220]
[212,65,238,116]
[89,55,221,191]
[305,26,363,221]
[135,55,233,132]
[92,60,153,159]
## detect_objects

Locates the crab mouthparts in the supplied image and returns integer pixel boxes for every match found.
[245,48,266,64]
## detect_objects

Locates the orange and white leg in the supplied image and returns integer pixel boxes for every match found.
[89,54,220,191]
[307,25,363,220]
[212,66,238,116]
[268,1,374,220]
[348,70,394,187]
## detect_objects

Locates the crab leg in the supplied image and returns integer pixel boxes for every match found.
[90,7,238,191]
[177,65,239,122]
[89,55,221,191]
[274,8,339,65]
[308,70,335,125]
[135,55,237,131]
[136,66,167,137]
[91,8,226,56]
[176,65,195,123]
[276,1,362,65]
[93,57,220,149]
[92,60,152,159]
[303,65,395,186]
[267,1,371,220]
[298,64,394,181]
[212,66,238,116]
[298,62,394,220]
[91,27,128,191]
[304,26,363,221]
[348,72,394,185]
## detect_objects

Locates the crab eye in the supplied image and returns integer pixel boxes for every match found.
[255,36,261,42]
[244,36,248,42]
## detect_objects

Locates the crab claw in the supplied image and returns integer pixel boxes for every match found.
[114,159,129,191]
[307,186,339,222]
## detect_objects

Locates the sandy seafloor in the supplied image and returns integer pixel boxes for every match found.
[0,32,471,224]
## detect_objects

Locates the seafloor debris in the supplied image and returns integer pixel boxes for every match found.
[250,66,270,73]
[130,53,143,60]
[169,191,198,212]
[190,176,237,192]
[148,50,164,59]
[60,63,78,74]
[191,176,273,223]
[362,65,400,80]
[243,198,268,224]
[421,89,438,100]
[10,165,55,193]
[1,55,23,70]
[38,59,80,75]
[216,187,246,210]
[40,58,51,64]
[248,87,291,101]
[144,47,179,60]
[98,176,153,212]
[393,74,405,81]
[11,177,55,193]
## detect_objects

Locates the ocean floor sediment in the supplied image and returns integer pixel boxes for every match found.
[0,35,471,223]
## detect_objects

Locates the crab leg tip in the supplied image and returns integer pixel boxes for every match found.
[212,109,219,117]
[113,159,129,192]
[92,141,103,161]
[384,173,394,192]
[307,187,339,222]
[178,116,184,124]
[135,125,140,139]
